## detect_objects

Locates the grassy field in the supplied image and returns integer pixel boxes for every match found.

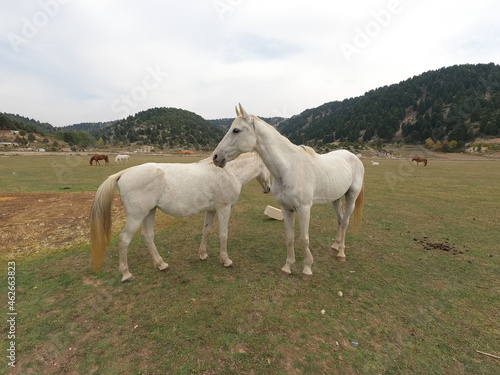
[1,153,499,374]
[0,152,207,192]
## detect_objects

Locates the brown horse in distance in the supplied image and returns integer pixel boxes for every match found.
[411,157,428,166]
[90,154,109,166]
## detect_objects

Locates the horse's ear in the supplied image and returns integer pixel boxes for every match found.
[238,103,250,120]
[235,105,240,117]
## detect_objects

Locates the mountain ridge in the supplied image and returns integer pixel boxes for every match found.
[2,63,499,150]
[277,63,500,147]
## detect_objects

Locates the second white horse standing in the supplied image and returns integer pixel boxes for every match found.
[90,153,271,282]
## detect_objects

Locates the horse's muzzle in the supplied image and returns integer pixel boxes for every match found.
[212,153,226,168]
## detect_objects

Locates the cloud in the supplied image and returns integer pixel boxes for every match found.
[1,0,499,126]
[217,34,301,63]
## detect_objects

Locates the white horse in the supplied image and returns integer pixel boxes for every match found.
[212,104,365,277]
[114,154,130,164]
[90,153,271,282]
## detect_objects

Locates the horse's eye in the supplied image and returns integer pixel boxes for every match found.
[233,128,240,133]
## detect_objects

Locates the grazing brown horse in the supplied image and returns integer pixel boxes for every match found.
[411,157,427,166]
[90,154,109,166]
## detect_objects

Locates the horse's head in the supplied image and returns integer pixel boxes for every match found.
[256,160,271,194]
[213,104,257,168]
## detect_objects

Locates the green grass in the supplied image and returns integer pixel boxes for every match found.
[1,154,499,374]
[0,153,206,192]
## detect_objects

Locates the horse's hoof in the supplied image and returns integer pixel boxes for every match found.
[224,262,234,268]
[336,256,347,262]
[158,263,170,271]
[121,274,135,283]
[199,254,208,261]
[280,270,292,278]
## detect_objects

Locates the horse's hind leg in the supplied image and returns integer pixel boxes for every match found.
[142,208,169,272]
[331,198,344,257]
[199,211,215,261]
[118,216,144,282]
[333,193,357,262]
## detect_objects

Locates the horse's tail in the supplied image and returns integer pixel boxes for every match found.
[90,171,125,272]
[352,183,364,234]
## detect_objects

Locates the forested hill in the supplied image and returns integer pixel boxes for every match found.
[277,63,500,147]
[0,113,54,135]
[60,121,116,134]
[98,107,226,150]
[3,64,499,150]
[209,116,286,129]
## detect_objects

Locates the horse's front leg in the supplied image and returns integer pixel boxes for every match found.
[141,208,169,272]
[199,211,215,261]
[297,205,313,276]
[217,206,233,267]
[281,208,296,275]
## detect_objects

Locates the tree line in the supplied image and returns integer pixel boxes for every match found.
[3,63,499,152]
[96,107,226,150]
[278,63,500,150]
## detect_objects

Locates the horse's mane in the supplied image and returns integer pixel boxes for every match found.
[249,114,317,157]
[300,145,317,157]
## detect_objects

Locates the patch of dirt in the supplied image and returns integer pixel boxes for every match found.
[0,192,125,259]
[414,237,466,255]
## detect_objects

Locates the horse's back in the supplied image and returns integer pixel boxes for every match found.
[312,150,364,202]
[118,161,240,217]
[319,150,364,178]
[326,150,363,168]
[118,163,166,195]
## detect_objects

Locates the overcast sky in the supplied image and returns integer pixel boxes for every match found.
[1,0,499,127]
